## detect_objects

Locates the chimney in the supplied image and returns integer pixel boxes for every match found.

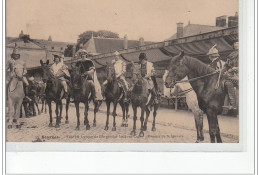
[72,45,76,58]
[228,12,238,27]
[216,15,227,27]
[139,37,144,46]
[176,23,184,39]
[48,35,52,41]
[123,35,128,49]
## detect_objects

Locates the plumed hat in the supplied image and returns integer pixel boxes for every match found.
[207,44,220,57]
[11,43,20,59]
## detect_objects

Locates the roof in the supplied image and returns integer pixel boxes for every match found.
[167,24,226,40]
[82,37,154,54]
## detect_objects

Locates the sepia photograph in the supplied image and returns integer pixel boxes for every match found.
[5,0,239,145]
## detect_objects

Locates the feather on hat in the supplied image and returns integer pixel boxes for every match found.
[207,44,220,56]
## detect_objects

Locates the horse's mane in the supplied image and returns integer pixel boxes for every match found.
[183,56,215,76]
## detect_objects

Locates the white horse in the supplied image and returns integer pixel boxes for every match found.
[163,70,204,142]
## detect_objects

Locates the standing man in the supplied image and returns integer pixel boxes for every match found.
[139,52,159,105]
[207,44,238,113]
[50,54,70,99]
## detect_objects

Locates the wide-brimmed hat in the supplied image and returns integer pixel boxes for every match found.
[207,44,220,57]
[11,43,20,59]
[139,52,147,61]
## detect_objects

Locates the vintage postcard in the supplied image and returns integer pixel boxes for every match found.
[5,0,240,148]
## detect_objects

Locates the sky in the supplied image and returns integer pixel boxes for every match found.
[6,0,238,43]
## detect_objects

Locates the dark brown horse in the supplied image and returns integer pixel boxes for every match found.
[104,63,130,131]
[130,63,159,137]
[36,81,47,114]
[165,51,225,143]
[40,60,70,128]
[70,62,102,130]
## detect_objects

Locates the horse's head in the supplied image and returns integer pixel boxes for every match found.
[165,51,189,88]
[105,62,115,82]
[40,60,51,83]
[70,62,83,88]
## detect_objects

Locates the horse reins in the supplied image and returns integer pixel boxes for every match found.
[9,68,24,92]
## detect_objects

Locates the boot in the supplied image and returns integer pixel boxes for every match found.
[91,84,97,103]
[225,81,237,112]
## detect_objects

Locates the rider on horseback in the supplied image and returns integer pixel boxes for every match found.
[103,51,129,103]
[50,54,70,99]
[80,53,103,102]
[207,43,238,113]
[6,43,29,96]
[139,52,159,105]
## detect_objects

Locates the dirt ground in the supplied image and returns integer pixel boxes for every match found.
[6,101,239,143]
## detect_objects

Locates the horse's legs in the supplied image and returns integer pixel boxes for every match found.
[55,101,60,128]
[206,109,221,143]
[120,102,126,127]
[112,101,117,131]
[20,103,23,118]
[23,102,29,118]
[65,98,69,124]
[125,102,129,127]
[139,108,145,137]
[75,102,80,130]
[131,104,137,136]
[143,106,150,131]
[152,104,159,131]
[41,98,44,113]
[47,100,53,127]
[216,118,222,143]
[193,111,204,142]
[84,101,90,130]
[34,100,40,115]
[44,99,47,114]
[104,101,110,130]
[93,101,98,127]
[59,100,63,124]
[32,101,37,116]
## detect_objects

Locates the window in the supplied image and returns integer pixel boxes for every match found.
[51,46,54,50]
[61,47,63,50]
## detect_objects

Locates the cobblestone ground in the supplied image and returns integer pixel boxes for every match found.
[6,101,239,143]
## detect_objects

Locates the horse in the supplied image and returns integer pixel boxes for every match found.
[36,81,47,114]
[130,63,159,137]
[163,71,204,142]
[103,62,130,131]
[165,51,226,143]
[6,67,25,129]
[40,60,70,128]
[70,62,102,130]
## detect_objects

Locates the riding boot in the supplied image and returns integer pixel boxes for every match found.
[225,81,237,110]
[91,84,97,103]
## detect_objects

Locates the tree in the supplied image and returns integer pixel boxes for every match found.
[64,45,74,57]
[76,30,119,51]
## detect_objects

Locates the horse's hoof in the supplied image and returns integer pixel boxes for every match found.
[48,123,53,127]
[139,131,144,137]
[104,126,109,131]
[16,125,21,129]
[112,127,116,131]
[121,123,125,127]
[200,137,204,141]
[86,125,90,130]
[152,127,156,131]
[195,140,199,143]
[131,130,136,136]
[20,122,25,126]
[13,119,17,123]
[75,126,80,130]
[65,120,69,124]
[7,125,12,129]
[93,123,96,127]
[55,124,59,128]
